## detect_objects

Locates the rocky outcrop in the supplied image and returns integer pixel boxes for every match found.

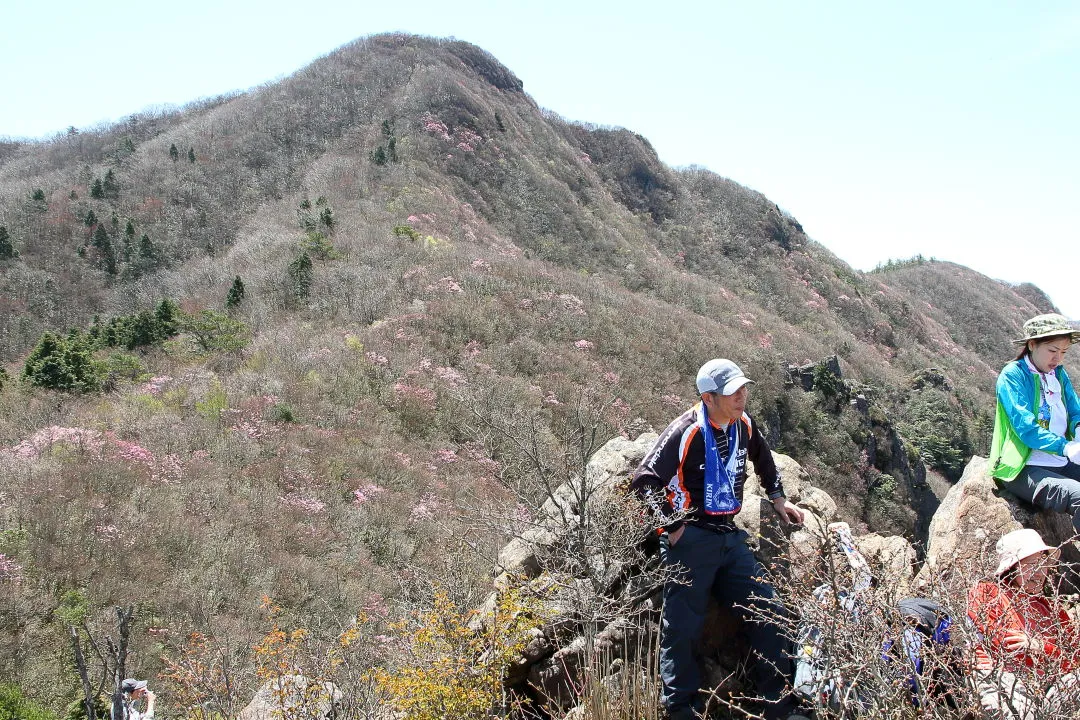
[237,675,342,720]
[916,455,1080,590]
[854,532,917,597]
[485,433,843,716]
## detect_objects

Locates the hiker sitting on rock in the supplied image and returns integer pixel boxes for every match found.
[631,358,806,720]
[967,528,1080,719]
[990,313,1080,532]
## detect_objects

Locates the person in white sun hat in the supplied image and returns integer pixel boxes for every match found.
[967,528,1080,719]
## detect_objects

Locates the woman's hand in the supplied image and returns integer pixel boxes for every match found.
[1066,440,1080,464]
[1002,630,1038,655]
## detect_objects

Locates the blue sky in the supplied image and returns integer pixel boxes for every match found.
[3,0,1079,316]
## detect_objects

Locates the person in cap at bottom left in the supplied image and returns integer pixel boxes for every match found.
[120,678,156,720]
[967,527,1080,720]
[631,358,807,720]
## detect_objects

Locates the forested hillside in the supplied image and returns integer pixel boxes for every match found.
[0,33,1068,716]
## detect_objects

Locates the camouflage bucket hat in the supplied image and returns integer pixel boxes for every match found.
[1013,313,1080,345]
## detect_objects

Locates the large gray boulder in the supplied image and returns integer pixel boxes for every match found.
[854,532,917,599]
[917,456,1080,589]
[494,433,658,586]
[237,675,342,720]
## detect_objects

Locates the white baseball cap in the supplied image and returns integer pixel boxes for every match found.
[696,358,754,396]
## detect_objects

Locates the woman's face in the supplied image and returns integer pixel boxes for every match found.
[1013,551,1053,593]
[1028,337,1071,374]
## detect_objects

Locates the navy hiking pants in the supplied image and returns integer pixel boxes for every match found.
[659,524,792,715]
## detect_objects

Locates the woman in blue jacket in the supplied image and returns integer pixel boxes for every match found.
[989,313,1080,531]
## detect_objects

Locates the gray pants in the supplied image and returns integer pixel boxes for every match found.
[1000,462,1080,533]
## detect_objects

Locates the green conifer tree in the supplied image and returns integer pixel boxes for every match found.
[85,210,98,227]
[126,310,159,349]
[102,169,119,199]
[187,147,196,163]
[92,226,117,274]
[288,252,313,301]
[0,226,16,260]
[90,179,104,199]
[138,234,155,259]
[22,331,101,391]
[226,276,246,308]
[169,144,179,162]
[154,299,180,337]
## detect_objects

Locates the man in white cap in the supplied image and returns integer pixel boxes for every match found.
[120,678,155,720]
[632,359,805,720]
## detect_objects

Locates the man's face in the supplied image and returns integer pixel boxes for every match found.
[702,385,749,422]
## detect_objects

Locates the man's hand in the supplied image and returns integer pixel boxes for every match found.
[666,525,686,546]
[772,497,804,525]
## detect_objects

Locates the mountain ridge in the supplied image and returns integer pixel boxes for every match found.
[0,32,1071,709]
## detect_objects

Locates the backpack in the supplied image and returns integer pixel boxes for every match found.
[882,597,957,707]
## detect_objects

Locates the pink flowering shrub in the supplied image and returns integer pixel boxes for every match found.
[573,339,594,351]
[433,366,466,387]
[352,483,387,506]
[457,128,482,148]
[5,426,107,460]
[421,113,452,141]
[365,351,390,366]
[0,554,23,583]
[425,276,463,294]
[661,393,683,409]
[140,375,172,395]
[280,492,326,515]
[433,448,458,464]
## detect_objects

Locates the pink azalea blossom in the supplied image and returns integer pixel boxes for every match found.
[352,483,386,506]
[421,113,452,141]
[393,383,436,408]
[434,448,459,463]
[661,393,683,408]
[280,492,326,514]
[433,366,466,386]
[365,351,389,366]
[0,554,24,583]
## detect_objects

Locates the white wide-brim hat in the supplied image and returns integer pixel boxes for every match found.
[994,528,1059,577]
